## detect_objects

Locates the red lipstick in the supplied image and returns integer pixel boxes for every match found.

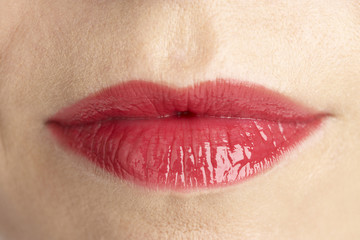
[47,80,327,190]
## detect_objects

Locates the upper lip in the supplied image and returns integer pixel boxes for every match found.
[47,79,327,126]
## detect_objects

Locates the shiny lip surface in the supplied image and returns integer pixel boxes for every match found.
[47,79,327,190]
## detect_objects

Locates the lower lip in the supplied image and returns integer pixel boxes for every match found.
[47,80,327,190]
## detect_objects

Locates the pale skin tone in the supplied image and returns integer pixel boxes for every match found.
[0,0,360,239]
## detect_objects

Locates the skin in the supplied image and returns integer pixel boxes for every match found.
[0,0,360,239]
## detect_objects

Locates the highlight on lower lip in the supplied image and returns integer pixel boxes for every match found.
[47,79,328,190]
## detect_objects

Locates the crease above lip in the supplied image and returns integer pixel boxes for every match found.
[47,79,328,126]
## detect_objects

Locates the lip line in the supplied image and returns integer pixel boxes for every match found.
[47,114,328,129]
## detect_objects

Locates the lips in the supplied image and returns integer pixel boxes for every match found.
[47,80,327,190]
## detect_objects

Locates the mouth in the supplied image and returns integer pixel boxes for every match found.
[46,79,329,190]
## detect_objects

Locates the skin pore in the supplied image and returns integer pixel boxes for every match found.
[0,0,360,239]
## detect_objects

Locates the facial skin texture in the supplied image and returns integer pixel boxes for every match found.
[0,0,360,239]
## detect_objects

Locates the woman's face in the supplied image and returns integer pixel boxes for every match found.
[0,1,359,239]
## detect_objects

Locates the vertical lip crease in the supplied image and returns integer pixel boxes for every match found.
[46,79,330,191]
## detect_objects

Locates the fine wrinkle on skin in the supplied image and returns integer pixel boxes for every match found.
[0,121,6,167]
[0,18,25,159]
[0,4,29,90]
[0,1,25,60]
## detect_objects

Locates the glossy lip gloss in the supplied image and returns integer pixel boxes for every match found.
[47,79,328,190]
